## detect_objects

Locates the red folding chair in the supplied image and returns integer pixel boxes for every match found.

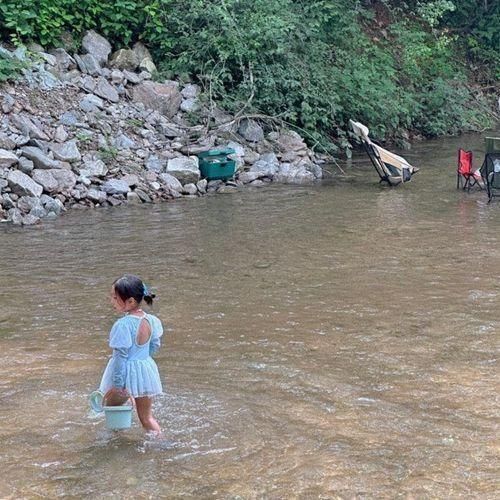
[457,149,482,191]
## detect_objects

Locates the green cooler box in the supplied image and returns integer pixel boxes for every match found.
[198,148,236,181]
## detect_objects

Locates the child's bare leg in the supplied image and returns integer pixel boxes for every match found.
[135,396,161,433]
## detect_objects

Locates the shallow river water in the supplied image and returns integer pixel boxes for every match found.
[0,133,499,498]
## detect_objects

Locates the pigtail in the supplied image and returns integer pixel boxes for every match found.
[143,283,156,306]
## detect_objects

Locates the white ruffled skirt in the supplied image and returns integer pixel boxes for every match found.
[99,357,163,398]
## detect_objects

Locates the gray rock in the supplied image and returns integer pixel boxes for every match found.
[1,194,15,209]
[87,188,107,203]
[182,183,198,195]
[8,207,23,225]
[50,169,77,191]
[18,157,34,174]
[48,48,76,71]
[21,146,59,169]
[159,172,183,192]
[111,69,124,84]
[17,196,41,214]
[132,42,152,63]
[102,179,130,195]
[59,111,80,126]
[126,191,142,204]
[181,84,200,99]
[0,149,18,167]
[249,152,279,178]
[7,170,43,197]
[49,140,81,162]
[238,171,261,184]
[131,81,182,118]
[30,205,48,218]
[80,159,108,177]
[274,162,315,184]
[0,133,16,150]
[166,156,200,184]
[110,49,139,71]
[238,119,264,142]
[139,58,157,74]
[79,94,104,112]
[80,54,102,76]
[10,114,49,140]
[94,77,119,103]
[22,213,40,225]
[121,174,139,187]
[146,155,166,173]
[80,75,96,92]
[112,133,135,150]
[32,169,59,193]
[82,30,111,66]
[40,194,64,214]
[197,179,208,193]
[2,94,15,113]
[123,70,141,85]
[180,97,199,113]
[54,125,69,143]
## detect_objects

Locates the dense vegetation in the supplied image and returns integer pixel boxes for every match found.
[0,0,498,150]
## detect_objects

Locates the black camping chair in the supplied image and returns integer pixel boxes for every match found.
[480,152,500,202]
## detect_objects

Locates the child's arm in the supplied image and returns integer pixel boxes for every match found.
[111,347,129,388]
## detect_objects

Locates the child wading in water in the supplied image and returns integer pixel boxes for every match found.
[99,274,163,433]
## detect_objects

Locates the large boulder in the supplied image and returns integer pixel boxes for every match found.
[102,179,130,195]
[21,146,60,169]
[274,163,315,184]
[94,77,119,103]
[159,172,183,193]
[166,156,200,184]
[131,81,182,118]
[110,49,139,71]
[7,170,43,197]
[81,30,112,67]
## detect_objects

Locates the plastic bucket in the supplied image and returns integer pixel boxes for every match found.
[103,405,133,430]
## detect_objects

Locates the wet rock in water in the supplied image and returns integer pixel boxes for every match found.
[40,194,64,215]
[274,162,314,184]
[238,171,261,184]
[22,213,41,225]
[197,179,207,193]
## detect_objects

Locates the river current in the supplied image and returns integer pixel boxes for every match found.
[0,132,498,498]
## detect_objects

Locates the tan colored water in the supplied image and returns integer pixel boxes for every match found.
[0,133,499,498]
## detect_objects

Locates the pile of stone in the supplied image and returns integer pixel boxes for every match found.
[0,30,323,225]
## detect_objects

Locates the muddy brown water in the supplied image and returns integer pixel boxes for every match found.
[0,133,499,498]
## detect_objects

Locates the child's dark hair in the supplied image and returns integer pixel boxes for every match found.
[113,274,156,306]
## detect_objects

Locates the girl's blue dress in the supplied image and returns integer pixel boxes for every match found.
[99,313,163,398]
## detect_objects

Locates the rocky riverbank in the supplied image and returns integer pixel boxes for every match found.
[0,31,324,226]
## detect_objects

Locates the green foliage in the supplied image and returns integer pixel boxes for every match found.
[0,0,497,146]
[0,53,25,82]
